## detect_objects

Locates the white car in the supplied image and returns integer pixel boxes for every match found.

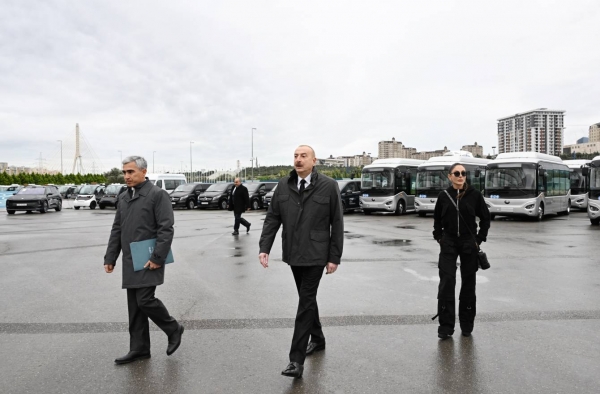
[73,184,106,210]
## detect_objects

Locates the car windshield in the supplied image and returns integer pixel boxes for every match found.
[174,184,195,192]
[206,183,229,192]
[244,183,260,192]
[106,185,121,194]
[17,187,45,195]
[58,186,70,192]
[79,185,98,194]
[337,182,349,190]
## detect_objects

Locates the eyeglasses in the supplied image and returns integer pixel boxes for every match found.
[451,171,467,177]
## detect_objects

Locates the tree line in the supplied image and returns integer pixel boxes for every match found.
[0,171,106,186]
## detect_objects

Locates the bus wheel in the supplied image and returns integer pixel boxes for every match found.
[394,201,405,216]
[536,205,544,221]
[591,218,600,225]
[418,212,426,217]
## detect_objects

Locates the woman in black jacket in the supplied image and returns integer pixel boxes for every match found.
[433,163,490,339]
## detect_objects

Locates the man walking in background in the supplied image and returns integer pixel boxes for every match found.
[259,145,344,378]
[229,177,251,235]
[104,155,184,365]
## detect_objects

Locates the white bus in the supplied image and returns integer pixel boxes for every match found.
[588,156,600,225]
[360,158,424,215]
[563,159,591,210]
[484,152,571,221]
[414,151,489,217]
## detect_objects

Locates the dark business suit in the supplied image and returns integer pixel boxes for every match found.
[259,168,344,365]
[230,184,250,231]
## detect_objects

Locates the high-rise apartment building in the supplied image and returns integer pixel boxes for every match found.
[378,138,414,159]
[461,142,483,157]
[590,123,600,142]
[497,108,565,156]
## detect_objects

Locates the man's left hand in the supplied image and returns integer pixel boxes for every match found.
[326,262,338,275]
[144,261,161,270]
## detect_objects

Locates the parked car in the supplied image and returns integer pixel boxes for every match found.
[337,180,362,213]
[0,185,21,209]
[146,173,187,194]
[197,182,234,210]
[6,185,62,214]
[171,183,212,209]
[73,184,106,210]
[99,184,127,209]
[58,185,79,199]
[243,182,277,210]
[262,184,278,210]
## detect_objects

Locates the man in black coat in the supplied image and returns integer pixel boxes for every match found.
[229,177,251,235]
[259,145,344,379]
[104,156,184,365]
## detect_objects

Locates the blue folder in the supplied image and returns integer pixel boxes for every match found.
[130,238,174,272]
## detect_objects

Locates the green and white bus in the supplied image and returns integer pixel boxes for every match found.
[484,152,571,221]
[588,156,600,225]
[563,159,591,210]
[414,151,489,217]
[360,158,425,215]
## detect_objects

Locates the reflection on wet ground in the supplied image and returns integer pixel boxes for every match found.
[372,238,412,246]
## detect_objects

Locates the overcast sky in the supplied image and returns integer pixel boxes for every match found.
[1,0,599,173]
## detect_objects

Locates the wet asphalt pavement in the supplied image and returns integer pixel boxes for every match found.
[0,202,599,393]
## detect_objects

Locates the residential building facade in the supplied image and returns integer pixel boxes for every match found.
[461,142,484,157]
[497,108,565,156]
[590,123,600,142]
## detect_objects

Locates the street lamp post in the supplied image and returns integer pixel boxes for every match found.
[190,141,194,183]
[153,151,156,173]
[57,140,62,174]
[251,128,256,180]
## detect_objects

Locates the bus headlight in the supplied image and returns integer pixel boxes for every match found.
[525,203,535,210]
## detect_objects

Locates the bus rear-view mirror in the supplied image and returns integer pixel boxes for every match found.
[582,167,589,176]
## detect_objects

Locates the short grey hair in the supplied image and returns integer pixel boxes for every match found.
[122,156,147,170]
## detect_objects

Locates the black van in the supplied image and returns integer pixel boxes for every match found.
[337,180,362,213]
[197,183,234,210]
[244,182,277,210]
[171,183,212,209]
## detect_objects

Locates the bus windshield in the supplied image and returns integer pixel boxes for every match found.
[485,164,537,198]
[569,168,588,195]
[361,168,394,195]
[416,168,449,191]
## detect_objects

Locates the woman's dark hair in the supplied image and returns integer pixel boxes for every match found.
[449,162,469,199]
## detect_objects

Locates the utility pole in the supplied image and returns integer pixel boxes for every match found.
[190,141,194,183]
[251,128,256,180]
[57,140,63,174]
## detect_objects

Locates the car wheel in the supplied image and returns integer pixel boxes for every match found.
[220,199,227,210]
[7,210,15,215]
[99,204,106,210]
[90,201,96,210]
[252,199,259,210]
[187,199,195,210]
[40,201,48,214]
[394,200,405,216]
[55,201,62,212]
[418,212,426,217]
[536,205,544,221]
[74,206,81,210]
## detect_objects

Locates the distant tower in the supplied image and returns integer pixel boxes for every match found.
[72,123,85,173]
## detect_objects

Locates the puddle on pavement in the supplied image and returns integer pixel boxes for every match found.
[395,225,415,229]
[372,239,412,246]
[345,233,364,239]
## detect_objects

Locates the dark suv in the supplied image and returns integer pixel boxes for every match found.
[337,180,362,213]
[171,183,212,209]
[6,185,62,214]
[244,182,277,210]
[99,184,127,209]
[197,183,234,210]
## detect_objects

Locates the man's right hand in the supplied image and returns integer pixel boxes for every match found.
[105,264,114,273]
[259,253,269,268]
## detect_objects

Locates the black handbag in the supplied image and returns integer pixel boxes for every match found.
[443,190,491,270]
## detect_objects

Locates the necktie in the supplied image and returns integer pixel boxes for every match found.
[299,179,306,193]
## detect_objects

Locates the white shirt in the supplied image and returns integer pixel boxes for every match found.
[297,173,312,190]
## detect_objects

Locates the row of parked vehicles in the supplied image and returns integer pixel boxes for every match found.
[358,151,600,225]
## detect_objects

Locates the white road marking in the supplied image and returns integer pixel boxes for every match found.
[403,268,489,283]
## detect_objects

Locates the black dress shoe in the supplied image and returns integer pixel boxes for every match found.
[246,223,251,233]
[167,324,184,356]
[281,362,303,378]
[231,231,239,235]
[114,351,151,365]
[438,332,453,340]
[462,331,472,337]
[306,341,326,355]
